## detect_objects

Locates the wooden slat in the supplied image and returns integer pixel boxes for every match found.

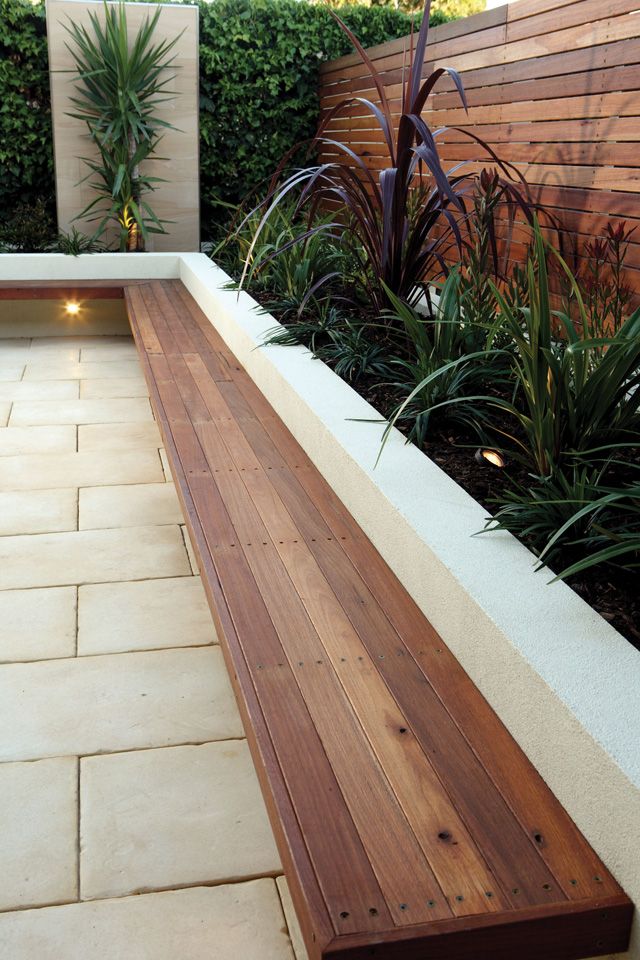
[124,278,633,960]
[317,0,640,293]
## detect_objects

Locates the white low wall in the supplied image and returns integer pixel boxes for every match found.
[3,252,638,958]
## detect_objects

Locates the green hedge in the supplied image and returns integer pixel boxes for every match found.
[0,0,445,238]
[0,0,53,212]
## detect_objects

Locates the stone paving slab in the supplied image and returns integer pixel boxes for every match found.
[0,381,78,401]
[0,881,295,960]
[78,421,162,452]
[79,482,182,530]
[0,402,10,426]
[0,449,162,491]
[0,757,77,911]
[0,646,242,762]
[80,741,279,900]
[0,489,77,536]
[9,398,154,426]
[80,379,148,400]
[0,365,25,381]
[24,360,143,381]
[0,524,190,590]
[181,523,200,574]
[0,425,77,457]
[78,576,215,656]
[276,878,309,960]
[0,586,76,663]
[80,344,138,362]
[0,339,32,362]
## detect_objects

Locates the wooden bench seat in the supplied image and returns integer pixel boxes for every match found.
[125,278,632,960]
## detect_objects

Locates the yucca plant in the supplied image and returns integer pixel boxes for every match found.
[240,0,526,312]
[65,1,180,251]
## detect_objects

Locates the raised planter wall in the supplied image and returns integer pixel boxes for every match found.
[2,251,638,958]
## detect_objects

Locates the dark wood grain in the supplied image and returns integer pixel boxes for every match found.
[124,279,633,960]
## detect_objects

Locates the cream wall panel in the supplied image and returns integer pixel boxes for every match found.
[46,0,199,251]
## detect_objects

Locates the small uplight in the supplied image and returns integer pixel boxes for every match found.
[475,448,505,468]
[64,301,81,316]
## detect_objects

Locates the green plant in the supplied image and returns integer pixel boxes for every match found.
[0,0,53,213]
[485,462,640,581]
[316,320,394,382]
[54,226,105,255]
[381,278,501,445]
[487,225,640,475]
[65,1,181,251]
[0,199,55,252]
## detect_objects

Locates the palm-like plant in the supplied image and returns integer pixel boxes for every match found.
[65,2,181,251]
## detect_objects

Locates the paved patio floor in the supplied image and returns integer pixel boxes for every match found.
[0,332,306,959]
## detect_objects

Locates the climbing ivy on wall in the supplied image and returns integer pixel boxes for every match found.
[0,0,54,214]
[0,0,447,238]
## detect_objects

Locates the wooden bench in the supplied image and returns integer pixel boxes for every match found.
[125,279,633,960]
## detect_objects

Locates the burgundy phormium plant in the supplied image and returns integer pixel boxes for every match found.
[240,0,529,312]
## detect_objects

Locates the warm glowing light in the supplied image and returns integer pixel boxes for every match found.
[65,301,81,316]
[475,448,505,468]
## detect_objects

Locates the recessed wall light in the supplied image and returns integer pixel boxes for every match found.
[64,301,81,316]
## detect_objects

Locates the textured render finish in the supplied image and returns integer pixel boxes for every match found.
[177,253,640,959]
[46,0,200,252]
[80,742,281,899]
[0,883,295,960]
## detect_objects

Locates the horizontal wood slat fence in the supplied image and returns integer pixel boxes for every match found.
[318,0,640,290]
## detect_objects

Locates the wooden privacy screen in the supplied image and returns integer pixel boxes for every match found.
[318,0,640,292]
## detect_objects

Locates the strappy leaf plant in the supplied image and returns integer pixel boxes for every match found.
[65,1,181,250]
[240,0,529,312]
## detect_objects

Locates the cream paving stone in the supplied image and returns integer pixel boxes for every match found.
[0,339,32,362]
[0,524,189,590]
[0,586,76,662]
[78,420,162,451]
[0,401,11,426]
[0,488,77,535]
[0,449,162,490]
[80,740,280,899]
[0,380,78,401]
[78,576,215,655]
[80,378,148,399]
[0,646,242,762]
[0,757,77,911]
[79,482,182,530]
[30,336,131,352]
[80,343,138,362]
[159,446,172,480]
[0,365,24,381]
[181,523,200,574]
[276,878,309,960]
[9,397,153,426]
[0,881,295,960]
[0,425,77,456]
[24,359,144,381]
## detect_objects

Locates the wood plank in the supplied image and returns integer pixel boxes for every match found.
[124,279,633,960]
